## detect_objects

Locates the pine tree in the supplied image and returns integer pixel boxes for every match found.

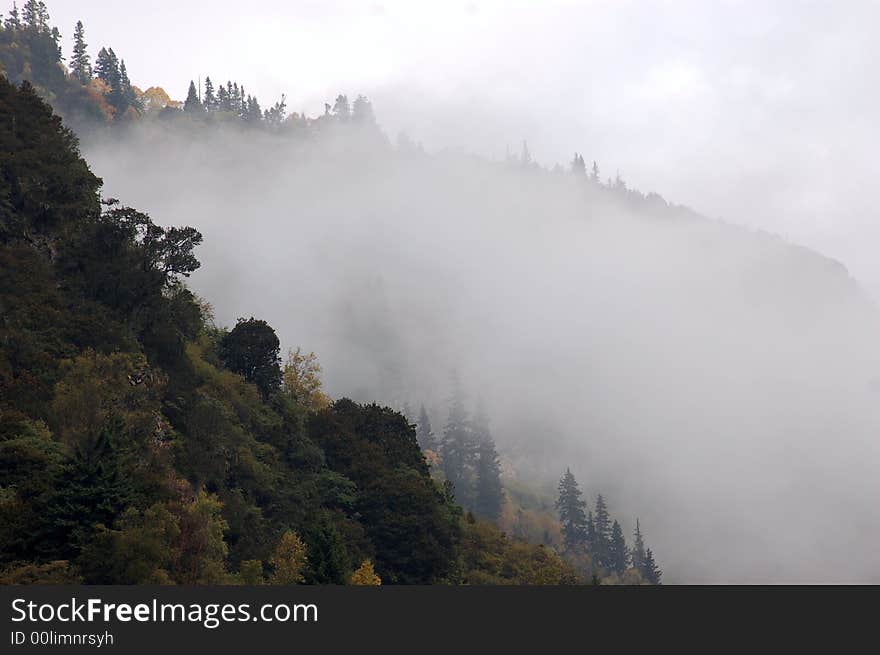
[22,0,40,30]
[590,160,600,184]
[586,510,596,550]
[5,2,21,30]
[571,153,586,175]
[631,518,646,571]
[70,20,91,83]
[642,548,662,584]
[118,60,140,113]
[203,76,216,111]
[439,377,477,508]
[184,80,203,113]
[94,47,113,82]
[555,468,587,550]
[352,94,375,125]
[416,404,437,451]
[609,520,629,575]
[332,94,350,120]
[592,494,612,570]
[473,404,503,520]
[217,84,230,111]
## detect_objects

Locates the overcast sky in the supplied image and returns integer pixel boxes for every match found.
[47,0,880,295]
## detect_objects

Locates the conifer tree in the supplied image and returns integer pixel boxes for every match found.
[439,378,477,507]
[332,93,350,120]
[590,160,600,184]
[555,468,587,550]
[184,80,203,113]
[203,76,216,111]
[631,518,646,571]
[352,94,375,125]
[592,494,612,569]
[609,520,629,575]
[416,404,437,451]
[70,20,91,83]
[5,2,21,30]
[217,84,230,111]
[473,404,503,520]
[642,548,662,584]
[571,153,586,175]
[118,60,139,113]
[94,47,117,84]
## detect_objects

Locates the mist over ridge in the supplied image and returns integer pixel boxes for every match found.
[81,118,880,583]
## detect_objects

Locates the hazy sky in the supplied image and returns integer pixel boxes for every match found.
[47,1,880,294]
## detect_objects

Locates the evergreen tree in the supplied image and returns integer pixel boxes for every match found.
[118,60,140,113]
[352,94,375,125]
[70,20,91,84]
[643,548,662,584]
[35,416,135,560]
[5,2,21,30]
[592,494,612,569]
[609,520,629,575]
[472,404,503,520]
[184,80,202,113]
[217,84,230,111]
[586,510,596,550]
[332,93,350,121]
[416,404,437,451]
[22,0,47,31]
[555,468,587,550]
[631,518,646,571]
[590,160,600,184]
[571,153,586,175]
[94,47,117,85]
[203,76,216,111]
[439,377,477,508]
[264,95,287,127]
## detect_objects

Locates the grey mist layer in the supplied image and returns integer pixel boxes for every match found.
[83,122,880,584]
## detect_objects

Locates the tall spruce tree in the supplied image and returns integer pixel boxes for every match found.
[592,494,612,570]
[439,378,477,508]
[203,76,216,111]
[5,2,21,30]
[472,403,503,521]
[631,518,646,571]
[184,80,202,113]
[642,548,662,584]
[571,153,586,175]
[416,404,437,451]
[590,160,600,184]
[118,60,139,113]
[609,520,629,575]
[94,47,117,85]
[555,469,587,550]
[70,20,91,83]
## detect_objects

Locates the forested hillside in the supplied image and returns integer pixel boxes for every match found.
[0,69,664,584]
[10,0,880,585]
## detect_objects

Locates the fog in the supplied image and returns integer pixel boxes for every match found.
[80,119,880,583]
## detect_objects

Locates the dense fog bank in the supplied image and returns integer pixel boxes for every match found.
[83,124,880,582]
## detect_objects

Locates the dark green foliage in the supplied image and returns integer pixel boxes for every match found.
[591,494,612,569]
[308,400,460,583]
[70,20,90,83]
[473,406,503,521]
[555,468,587,550]
[643,548,662,584]
[609,520,628,575]
[631,518,646,571]
[219,317,283,398]
[184,80,201,113]
[439,383,477,507]
[34,416,135,560]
